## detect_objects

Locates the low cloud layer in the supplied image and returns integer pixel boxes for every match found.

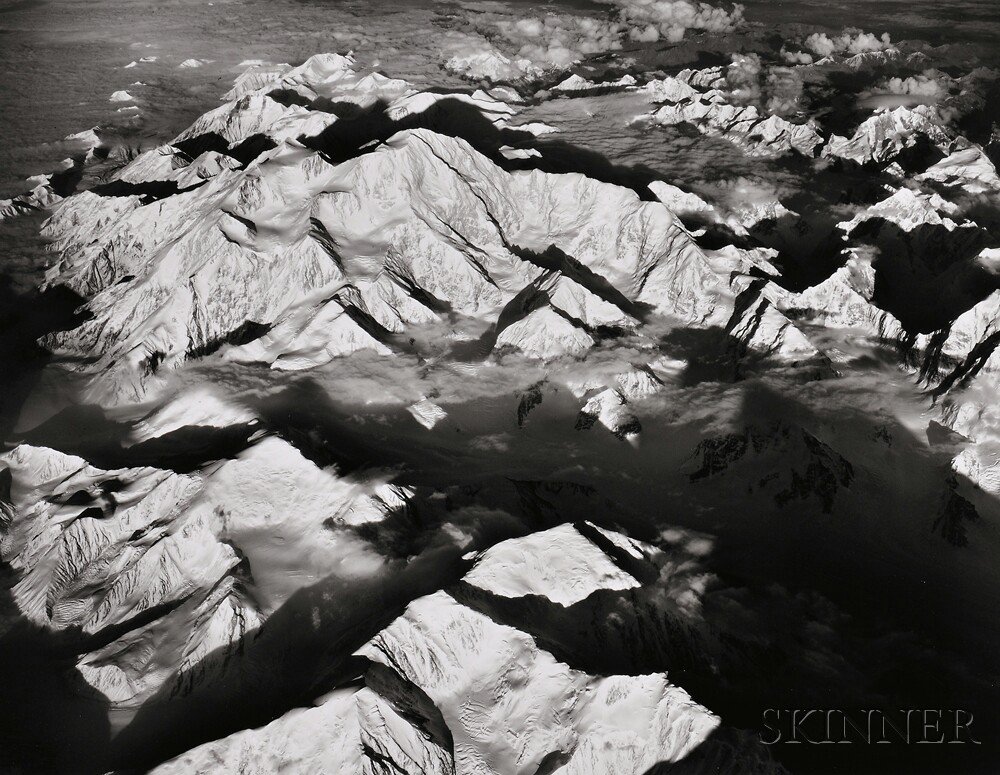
[880,73,950,97]
[856,70,953,110]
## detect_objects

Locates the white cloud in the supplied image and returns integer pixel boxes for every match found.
[803,29,893,58]
[725,52,763,103]
[721,54,805,116]
[781,46,815,65]
[765,66,806,114]
[442,1,745,78]
[600,0,746,44]
[879,73,950,98]
[496,14,626,69]
[856,70,954,111]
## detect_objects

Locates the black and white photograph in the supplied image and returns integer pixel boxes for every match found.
[0,0,998,772]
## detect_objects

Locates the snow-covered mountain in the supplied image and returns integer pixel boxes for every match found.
[2,18,1000,774]
[152,523,725,775]
[32,53,838,429]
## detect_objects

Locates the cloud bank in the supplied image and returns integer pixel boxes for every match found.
[599,0,746,44]
[443,1,745,80]
[497,15,627,69]
[805,30,893,58]
[782,28,894,64]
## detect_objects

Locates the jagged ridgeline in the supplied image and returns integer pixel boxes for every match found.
[1,45,1000,775]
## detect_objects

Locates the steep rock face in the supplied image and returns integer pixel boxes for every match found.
[1,445,216,636]
[920,287,1000,388]
[939,374,1000,496]
[725,276,825,366]
[569,362,683,441]
[942,343,1000,498]
[491,270,639,359]
[174,91,330,147]
[708,245,781,277]
[357,523,726,775]
[496,305,596,358]
[941,393,1000,441]
[112,147,243,186]
[686,423,855,514]
[830,173,997,354]
[675,66,726,90]
[939,287,1000,368]
[939,392,1000,498]
[841,49,902,70]
[933,474,980,547]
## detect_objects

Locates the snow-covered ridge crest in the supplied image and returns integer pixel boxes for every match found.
[222,52,406,103]
[0,437,406,706]
[2,437,782,773]
[152,521,733,774]
[629,58,976,168]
